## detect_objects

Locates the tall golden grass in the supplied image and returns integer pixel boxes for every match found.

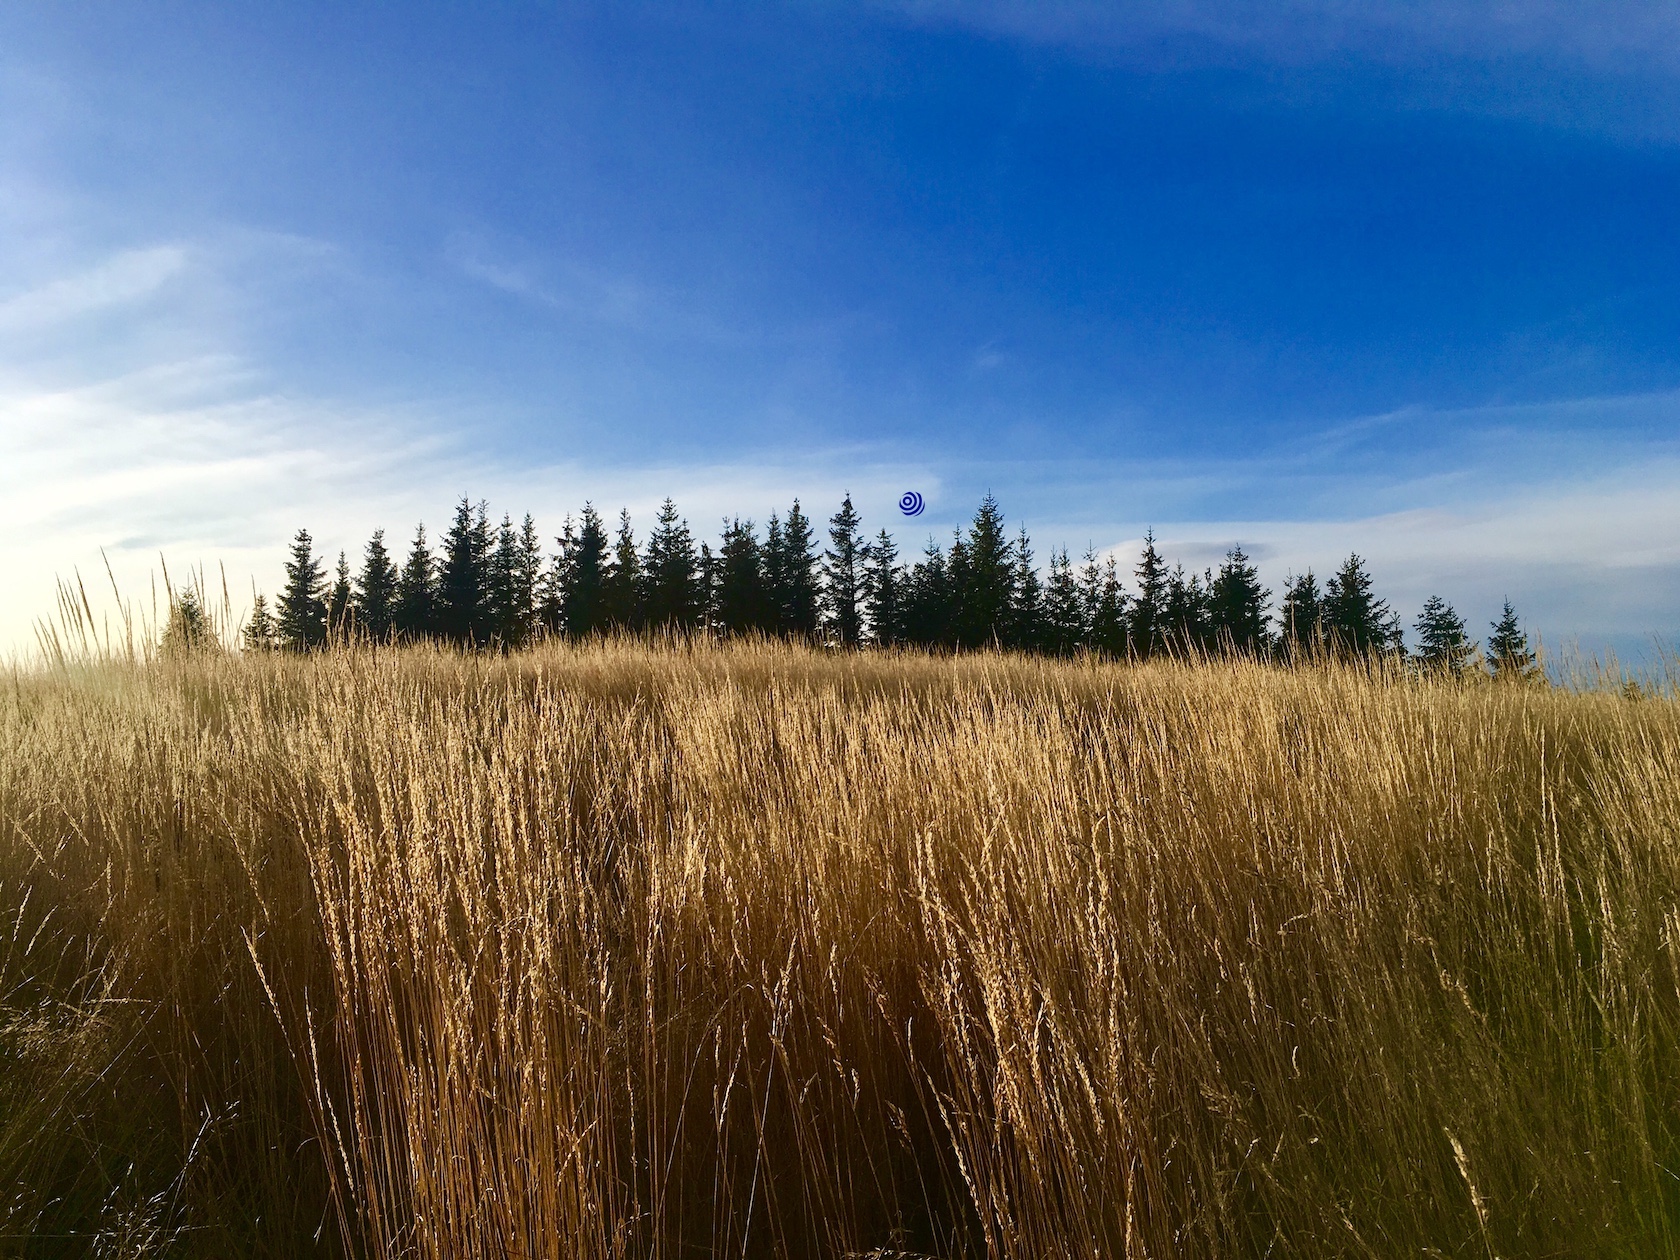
[1,638,1677,1257]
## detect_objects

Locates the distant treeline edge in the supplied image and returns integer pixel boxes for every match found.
[226,492,1537,676]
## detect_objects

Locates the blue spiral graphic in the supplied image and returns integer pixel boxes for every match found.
[898,491,925,517]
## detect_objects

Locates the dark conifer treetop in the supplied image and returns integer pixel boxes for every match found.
[258,491,1530,674]
[822,495,865,647]
[355,529,399,641]
[278,529,327,651]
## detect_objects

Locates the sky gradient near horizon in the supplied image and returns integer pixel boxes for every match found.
[3,2,1678,661]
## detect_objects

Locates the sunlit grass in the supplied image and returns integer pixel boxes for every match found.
[2,638,1677,1256]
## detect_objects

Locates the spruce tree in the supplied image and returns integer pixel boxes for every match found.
[437,497,490,646]
[698,541,718,632]
[1042,548,1085,656]
[1324,554,1401,657]
[1008,524,1043,652]
[1076,548,1105,652]
[955,494,1012,649]
[1209,545,1270,655]
[903,540,952,648]
[1092,556,1128,656]
[163,588,211,656]
[862,529,904,647]
[516,514,542,645]
[762,513,788,636]
[560,505,611,637]
[1413,595,1476,675]
[643,498,700,629]
[1130,531,1169,658]
[243,592,277,652]
[780,500,821,638]
[714,518,769,637]
[488,513,523,647]
[602,509,643,630]
[1487,600,1539,681]
[1279,570,1324,659]
[822,494,866,646]
[355,529,399,641]
[1164,565,1212,655]
[327,552,353,637]
[277,529,327,651]
[396,524,435,641]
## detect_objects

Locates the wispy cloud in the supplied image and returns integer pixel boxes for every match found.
[0,245,186,333]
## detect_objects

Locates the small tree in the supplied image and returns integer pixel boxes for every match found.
[355,529,399,641]
[714,518,770,638]
[557,505,611,638]
[1008,525,1043,652]
[437,497,490,646]
[243,592,277,652]
[602,509,643,630]
[1091,556,1128,657]
[1041,548,1085,656]
[780,500,821,638]
[1278,570,1324,659]
[862,529,904,647]
[327,552,353,637]
[163,588,213,656]
[643,499,700,630]
[1209,545,1270,656]
[822,494,866,646]
[277,529,327,651]
[1324,554,1402,657]
[1164,565,1212,655]
[1413,595,1477,675]
[396,524,435,641]
[1130,531,1169,658]
[1487,599,1540,681]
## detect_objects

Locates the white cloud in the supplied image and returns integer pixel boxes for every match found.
[0,245,186,333]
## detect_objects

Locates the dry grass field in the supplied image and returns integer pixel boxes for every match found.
[2,639,1677,1257]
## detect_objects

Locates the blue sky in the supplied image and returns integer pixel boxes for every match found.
[3,2,1678,660]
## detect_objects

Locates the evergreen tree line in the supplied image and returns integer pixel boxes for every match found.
[244,492,1539,677]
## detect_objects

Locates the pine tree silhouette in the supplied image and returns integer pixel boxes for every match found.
[822,494,866,646]
[1130,531,1169,658]
[1487,600,1539,681]
[1413,595,1476,674]
[556,505,610,637]
[355,529,399,641]
[1209,545,1270,655]
[516,514,542,645]
[904,539,952,648]
[1324,554,1401,657]
[1092,556,1128,656]
[643,499,700,630]
[1164,565,1212,655]
[277,529,327,651]
[327,552,353,638]
[602,509,643,630]
[488,513,522,647]
[1279,570,1324,659]
[396,524,435,641]
[1008,524,1043,651]
[1042,548,1085,655]
[243,592,277,652]
[714,518,769,637]
[780,500,821,638]
[436,498,489,645]
[954,494,1012,649]
[862,529,904,647]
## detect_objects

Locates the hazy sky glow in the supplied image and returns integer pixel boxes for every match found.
[3,2,1677,660]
